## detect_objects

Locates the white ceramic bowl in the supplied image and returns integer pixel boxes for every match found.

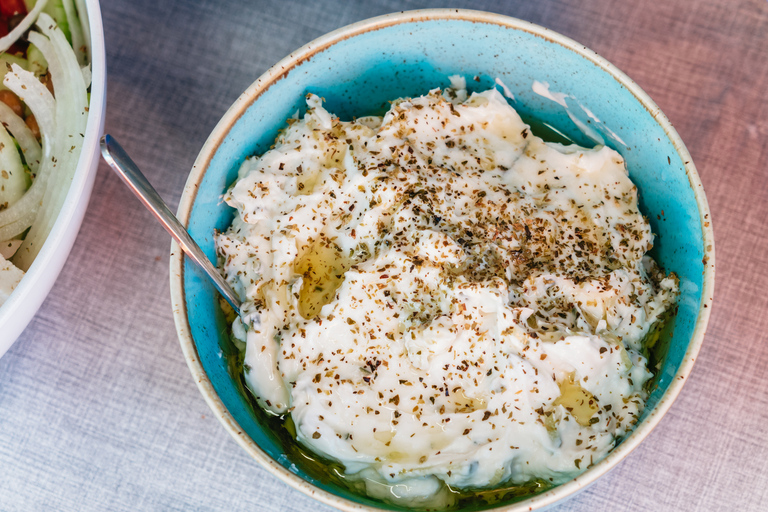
[0,0,107,358]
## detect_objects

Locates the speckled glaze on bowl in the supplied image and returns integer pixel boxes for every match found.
[170,9,715,511]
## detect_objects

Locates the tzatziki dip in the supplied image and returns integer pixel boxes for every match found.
[216,78,678,508]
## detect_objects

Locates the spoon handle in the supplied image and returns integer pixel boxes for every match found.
[100,134,242,316]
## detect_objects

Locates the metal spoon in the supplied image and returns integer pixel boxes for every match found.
[99,134,242,316]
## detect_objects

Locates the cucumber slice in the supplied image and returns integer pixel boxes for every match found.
[26,43,47,76]
[0,123,28,211]
[23,0,71,43]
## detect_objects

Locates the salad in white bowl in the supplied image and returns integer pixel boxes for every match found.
[0,0,105,354]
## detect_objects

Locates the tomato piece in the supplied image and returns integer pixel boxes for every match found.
[0,0,27,17]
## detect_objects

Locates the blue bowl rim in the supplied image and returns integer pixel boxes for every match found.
[169,8,716,511]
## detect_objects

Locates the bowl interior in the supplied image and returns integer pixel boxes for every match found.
[178,13,708,511]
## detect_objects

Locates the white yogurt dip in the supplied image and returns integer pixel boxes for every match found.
[216,79,678,506]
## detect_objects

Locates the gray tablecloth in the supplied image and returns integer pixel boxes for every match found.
[1,0,766,510]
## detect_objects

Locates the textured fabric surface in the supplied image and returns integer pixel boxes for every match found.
[0,0,766,510]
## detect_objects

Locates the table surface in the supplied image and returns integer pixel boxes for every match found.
[1,0,766,510]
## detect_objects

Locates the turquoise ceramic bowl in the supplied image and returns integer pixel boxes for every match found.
[170,9,714,511]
